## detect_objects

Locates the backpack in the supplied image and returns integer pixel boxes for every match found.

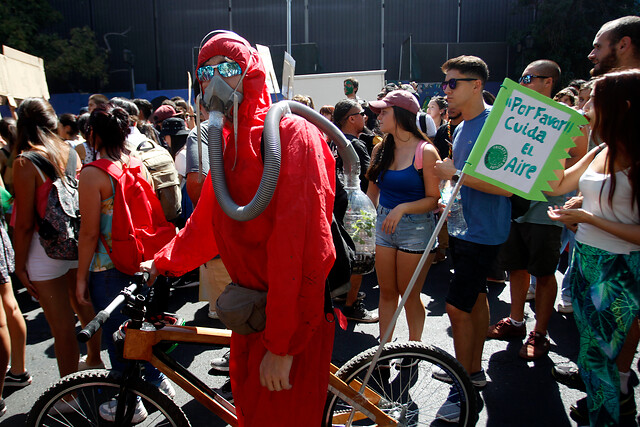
[90,157,177,276]
[413,140,430,176]
[134,140,182,223]
[22,150,80,260]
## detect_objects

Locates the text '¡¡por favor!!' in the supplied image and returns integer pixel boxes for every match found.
[504,96,576,144]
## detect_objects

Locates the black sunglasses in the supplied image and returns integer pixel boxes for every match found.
[348,111,366,118]
[441,78,478,91]
[519,74,550,84]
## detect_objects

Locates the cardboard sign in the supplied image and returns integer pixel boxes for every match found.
[256,44,280,95]
[463,78,587,201]
[0,46,49,100]
[281,52,295,99]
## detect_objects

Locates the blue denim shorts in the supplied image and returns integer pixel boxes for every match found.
[375,205,436,254]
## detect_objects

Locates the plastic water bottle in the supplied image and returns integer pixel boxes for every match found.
[343,176,377,275]
[439,180,468,237]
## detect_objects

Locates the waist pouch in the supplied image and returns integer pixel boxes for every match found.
[216,283,267,335]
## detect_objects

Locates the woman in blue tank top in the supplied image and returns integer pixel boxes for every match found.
[366,90,441,344]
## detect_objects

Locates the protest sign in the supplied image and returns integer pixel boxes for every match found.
[462,78,587,201]
[256,44,280,95]
[281,52,295,99]
[0,46,49,101]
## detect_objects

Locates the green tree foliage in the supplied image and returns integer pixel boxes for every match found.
[46,27,108,90]
[0,0,107,92]
[511,0,640,85]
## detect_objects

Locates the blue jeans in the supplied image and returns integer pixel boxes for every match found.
[90,268,164,384]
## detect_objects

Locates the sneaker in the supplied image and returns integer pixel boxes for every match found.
[487,317,526,340]
[342,301,379,323]
[157,377,176,399]
[571,390,638,424]
[569,397,588,425]
[551,365,585,391]
[525,284,535,301]
[621,389,638,418]
[436,386,461,423]
[208,310,220,319]
[469,369,487,388]
[48,397,81,415]
[557,299,573,314]
[99,398,148,423]
[432,367,487,388]
[4,369,32,387]
[332,291,366,303]
[78,355,105,371]
[215,379,233,402]
[519,331,550,360]
[211,350,230,372]
[170,276,199,289]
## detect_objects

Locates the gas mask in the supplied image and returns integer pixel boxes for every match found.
[201,73,244,120]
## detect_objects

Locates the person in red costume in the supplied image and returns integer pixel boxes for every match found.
[141,31,336,426]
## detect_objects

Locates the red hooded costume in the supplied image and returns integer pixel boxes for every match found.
[154,32,336,425]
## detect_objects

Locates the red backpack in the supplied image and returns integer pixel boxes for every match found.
[89,157,177,276]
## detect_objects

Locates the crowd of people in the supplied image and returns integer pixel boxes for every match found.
[0,15,637,427]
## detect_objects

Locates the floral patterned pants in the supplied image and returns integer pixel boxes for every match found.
[570,241,640,426]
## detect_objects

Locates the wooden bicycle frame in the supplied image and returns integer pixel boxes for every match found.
[123,324,397,426]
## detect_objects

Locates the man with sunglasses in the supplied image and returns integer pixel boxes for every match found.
[434,55,512,422]
[331,99,378,324]
[487,60,570,361]
[149,31,336,426]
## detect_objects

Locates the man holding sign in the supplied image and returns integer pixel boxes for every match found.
[487,60,572,360]
[434,56,512,422]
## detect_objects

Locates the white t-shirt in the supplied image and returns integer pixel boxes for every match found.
[576,164,640,254]
[175,146,187,185]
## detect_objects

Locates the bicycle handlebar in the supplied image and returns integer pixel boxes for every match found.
[77,272,150,343]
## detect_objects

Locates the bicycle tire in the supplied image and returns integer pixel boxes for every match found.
[323,342,478,426]
[26,370,190,427]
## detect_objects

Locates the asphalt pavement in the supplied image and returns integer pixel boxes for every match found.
[1,256,639,426]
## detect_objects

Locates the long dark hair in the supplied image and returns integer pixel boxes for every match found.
[0,118,17,151]
[88,103,130,160]
[592,70,640,214]
[366,106,429,183]
[16,97,66,176]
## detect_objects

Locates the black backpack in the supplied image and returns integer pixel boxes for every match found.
[22,150,80,260]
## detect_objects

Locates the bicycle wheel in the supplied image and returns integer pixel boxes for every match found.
[26,370,190,427]
[323,342,478,426]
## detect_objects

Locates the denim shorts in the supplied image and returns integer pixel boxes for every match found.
[375,205,436,254]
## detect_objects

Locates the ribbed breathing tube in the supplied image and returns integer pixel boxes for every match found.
[207,100,360,221]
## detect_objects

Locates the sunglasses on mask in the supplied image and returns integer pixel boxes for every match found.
[441,78,478,91]
[197,61,243,82]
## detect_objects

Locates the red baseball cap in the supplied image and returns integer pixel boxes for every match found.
[152,105,178,124]
[369,90,420,115]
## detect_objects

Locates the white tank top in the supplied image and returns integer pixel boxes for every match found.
[576,165,640,254]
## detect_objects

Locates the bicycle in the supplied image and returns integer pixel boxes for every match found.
[26,273,478,426]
